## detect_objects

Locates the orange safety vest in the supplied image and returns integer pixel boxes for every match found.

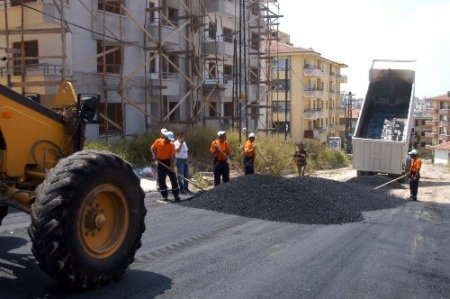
[244,140,256,159]
[210,139,231,161]
[151,139,175,160]
[409,157,422,174]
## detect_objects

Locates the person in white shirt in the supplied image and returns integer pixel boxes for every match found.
[174,131,192,194]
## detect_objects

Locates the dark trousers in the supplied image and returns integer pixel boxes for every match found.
[409,175,420,199]
[158,159,179,198]
[214,160,230,186]
[244,156,254,175]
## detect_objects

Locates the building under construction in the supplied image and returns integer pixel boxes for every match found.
[0,0,281,140]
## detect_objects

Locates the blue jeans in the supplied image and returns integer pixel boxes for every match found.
[176,158,189,191]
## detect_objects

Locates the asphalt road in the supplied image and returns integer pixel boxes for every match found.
[1,177,450,298]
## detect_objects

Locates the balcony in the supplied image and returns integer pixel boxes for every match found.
[425,107,438,114]
[338,75,347,83]
[203,77,228,91]
[424,132,438,138]
[303,108,323,119]
[303,65,324,77]
[439,108,450,116]
[439,120,449,127]
[206,0,236,16]
[303,87,323,97]
[424,119,438,126]
[149,72,180,96]
[146,23,179,46]
[439,134,450,142]
[203,37,234,56]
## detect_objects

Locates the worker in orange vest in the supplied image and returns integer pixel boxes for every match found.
[151,131,180,201]
[407,149,422,201]
[243,132,257,175]
[209,130,232,186]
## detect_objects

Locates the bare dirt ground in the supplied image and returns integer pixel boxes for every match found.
[313,161,450,204]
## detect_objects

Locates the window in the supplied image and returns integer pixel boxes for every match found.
[250,101,258,120]
[12,40,38,75]
[249,67,259,84]
[97,41,123,74]
[223,64,233,76]
[99,103,123,134]
[168,102,179,121]
[272,101,290,113]
[167,7,178,26]
[272,58,289,69]
[223,27,233,43]
[209,102,218,117]
[208,62,217,79]
[163,55,178,74]
[208,22,217,39]
[272,79,290,91]
[98,0,124,14]
[148,2,155,23]
[251,32,259,51]
[224,102,234,117]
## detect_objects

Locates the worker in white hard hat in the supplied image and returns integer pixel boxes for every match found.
[151,131,180,201]
[407,149,421,201]
[210,130,232,186]
[243,132,257,175]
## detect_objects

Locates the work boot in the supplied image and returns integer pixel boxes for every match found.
[174,196,181,202]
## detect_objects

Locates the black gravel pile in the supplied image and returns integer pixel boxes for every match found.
[346,175,406,190]
[178,175,405,225]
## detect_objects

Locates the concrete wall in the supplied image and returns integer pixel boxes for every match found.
[434,149,449,165]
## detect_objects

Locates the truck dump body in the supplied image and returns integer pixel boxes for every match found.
[355,69,413,140]
[353,61,415,175]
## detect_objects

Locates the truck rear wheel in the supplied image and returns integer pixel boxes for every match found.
[28,150,146,289]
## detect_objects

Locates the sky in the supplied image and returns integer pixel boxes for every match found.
[275,0,450,99]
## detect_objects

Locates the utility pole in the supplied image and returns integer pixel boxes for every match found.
[344,92,353,153]
[284,57,288,141]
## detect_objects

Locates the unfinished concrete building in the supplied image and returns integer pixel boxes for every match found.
[0,0,280,140]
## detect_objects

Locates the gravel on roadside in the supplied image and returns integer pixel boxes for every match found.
[177,174,405,225]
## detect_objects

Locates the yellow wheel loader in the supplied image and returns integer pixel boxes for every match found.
[0,82,146,289]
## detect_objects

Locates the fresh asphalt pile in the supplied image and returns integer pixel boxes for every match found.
[178,174,405,225]
[346,175,406,190]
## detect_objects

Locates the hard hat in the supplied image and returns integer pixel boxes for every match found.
[217,130,226,137]
[165,131,175,141]
[161,128,168,134]
[249,132,256,138]
[408,149,418,155]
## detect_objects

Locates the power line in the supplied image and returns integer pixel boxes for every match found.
[20,4,144,49]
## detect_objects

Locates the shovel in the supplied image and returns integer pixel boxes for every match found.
[213,143,243,175]
[256,148,276,175]
[368,173,408,192]
[156,160,206,196]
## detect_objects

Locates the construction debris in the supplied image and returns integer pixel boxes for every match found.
[178,174,404,225]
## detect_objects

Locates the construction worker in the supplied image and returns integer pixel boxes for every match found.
[243,132,257,175]
[292,146,308,176]
[407,149,422,201]
[150,128,168,190]
[150,128,168,159]
[174,131,192,194]
[151,131,180,201]
[210,130,232,186]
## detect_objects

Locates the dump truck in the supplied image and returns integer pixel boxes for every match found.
[0,82,146,288]
[352,60,415,177]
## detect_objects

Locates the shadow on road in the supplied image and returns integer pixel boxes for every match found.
[418,179,450,187]
[0,236,172,298]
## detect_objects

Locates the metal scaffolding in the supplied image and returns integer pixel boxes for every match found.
[0,0,281,137]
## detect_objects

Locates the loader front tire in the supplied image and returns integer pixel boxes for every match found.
[28,150,146,289]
